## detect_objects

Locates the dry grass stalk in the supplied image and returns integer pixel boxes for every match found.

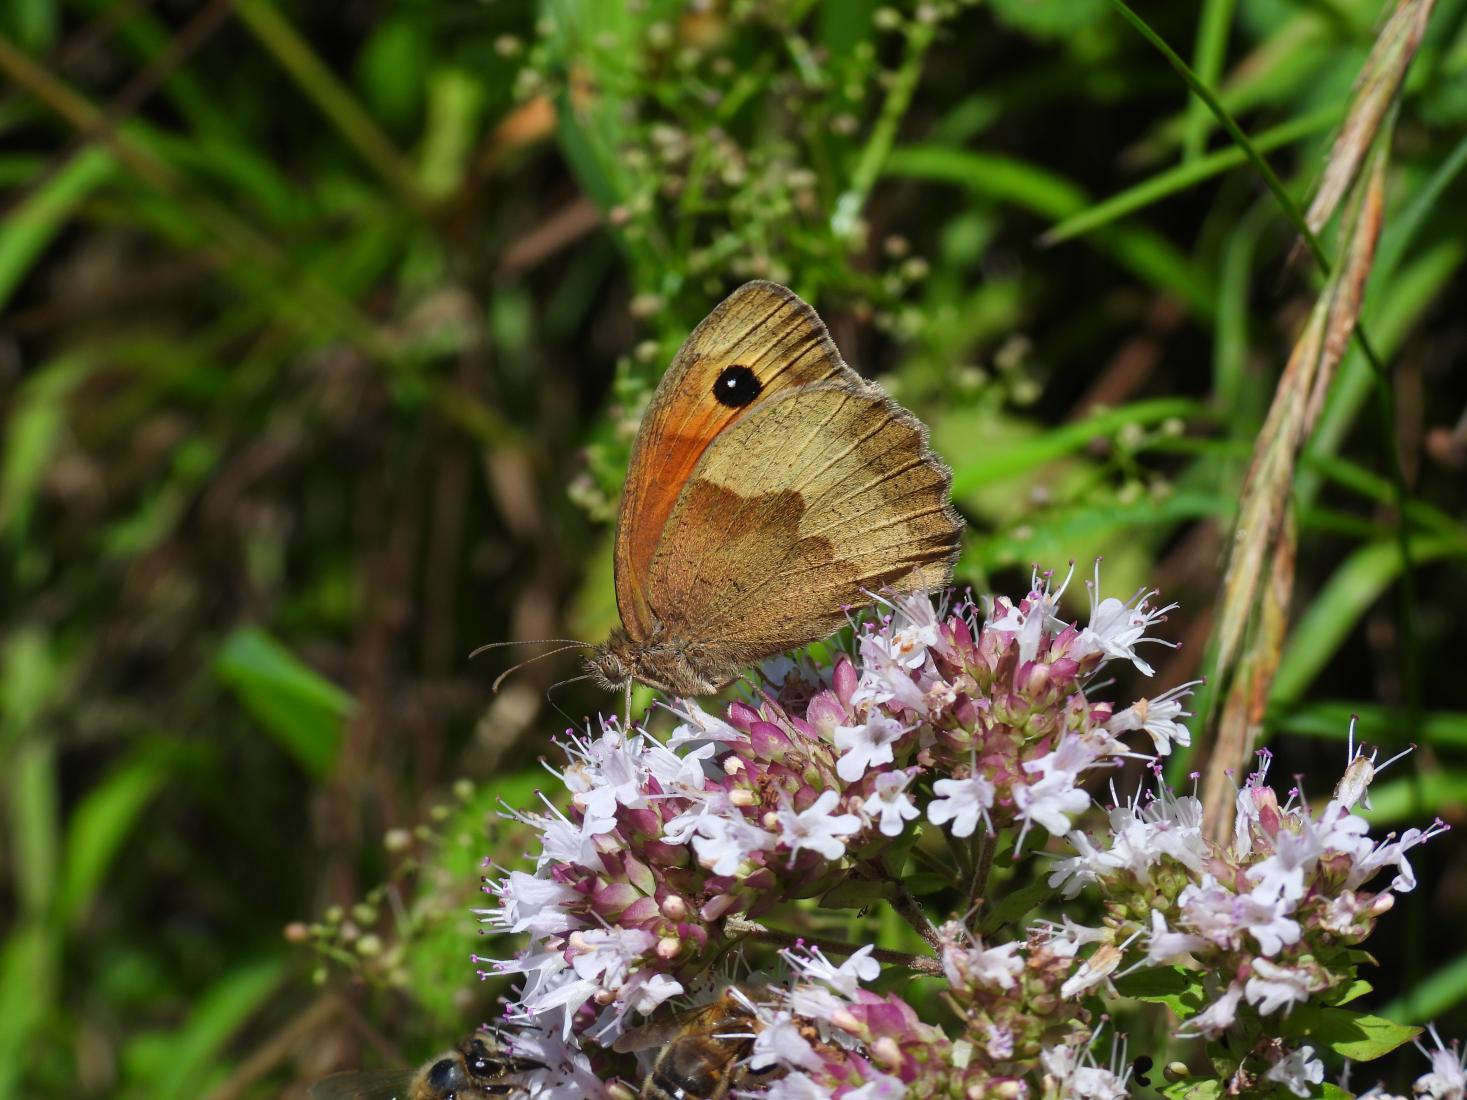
[1305,0,1436,235]
[1201,151,1388,840]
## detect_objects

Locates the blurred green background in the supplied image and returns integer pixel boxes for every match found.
[2,0,1466,1095]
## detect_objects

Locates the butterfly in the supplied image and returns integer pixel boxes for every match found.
[579,280,962,698]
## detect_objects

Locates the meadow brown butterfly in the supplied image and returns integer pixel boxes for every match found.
[585,281,962,697]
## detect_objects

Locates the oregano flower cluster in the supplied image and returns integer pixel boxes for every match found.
[473,567,1444,1099]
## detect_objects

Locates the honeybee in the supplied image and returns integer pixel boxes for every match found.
[614,989,779,1100]
[311,1030,543,1100]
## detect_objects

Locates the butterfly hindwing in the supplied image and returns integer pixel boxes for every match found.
[646,381,961,654]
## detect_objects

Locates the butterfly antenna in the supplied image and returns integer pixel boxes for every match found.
[470,638,591,660]
[490,643,593,694]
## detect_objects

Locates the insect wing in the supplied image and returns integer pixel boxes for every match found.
[309,1068,419,1100]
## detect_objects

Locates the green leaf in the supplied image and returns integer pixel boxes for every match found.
[1113,965,1207,1018]
[1044,107,1340,244]
[1272,536,1463,704]
[1162,1078,1222,1099]
[885,146,1215,316]
[122,956,285,1100]
[0,147,113,311]
[948,398,1201,495]
[989,0,1108,37]
[820,878,884,910]
[1379,950,1467,1023]
[977,878,1052,937]
[0,923,57,1100]
[215,628,352,777]
[1281,1005,1420,1062]
[0,358,90,548]
[58,751,171,924]
[1329,979,1373,1007]
[356,9,430,131]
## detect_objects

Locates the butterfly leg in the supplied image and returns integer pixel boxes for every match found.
[624,679,633,731]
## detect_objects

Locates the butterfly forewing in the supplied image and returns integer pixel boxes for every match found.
[613,282,848,639]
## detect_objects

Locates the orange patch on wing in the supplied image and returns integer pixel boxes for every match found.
[622,412,737,622]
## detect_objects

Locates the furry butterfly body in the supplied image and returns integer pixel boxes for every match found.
[587,281,962,696]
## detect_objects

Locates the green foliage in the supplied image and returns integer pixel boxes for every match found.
[2,0,1466,1094]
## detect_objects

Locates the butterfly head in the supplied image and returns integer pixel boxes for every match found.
[586,634,634,692]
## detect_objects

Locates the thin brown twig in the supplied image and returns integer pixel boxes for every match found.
[202,993,342,1100]
[860,862,942,950]
[1,0,238,220]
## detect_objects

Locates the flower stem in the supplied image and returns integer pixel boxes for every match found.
[857,861,942,949]
[966,831,992,916]
[724,916,942,976]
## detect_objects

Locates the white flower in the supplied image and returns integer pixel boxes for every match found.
[1179,875,1300,957]
[1143,910,1207,966]
[664,699,744,748]
[1413,1025,1467,1100]
[1032,916,1109,959]
[986,1023,1014,1059]
[985,570,1068,664]
[928,773,995,838]
[1265,1044,1325,1098]
[1106,680,1199,756]
[1014,736,1095,846]
[1048,831,1109,898]
[944,939,1025,990]
[501,1013,612,1100]
[845,1072,908,1100]
[563,727,651,824]
[568,927,656,988]
[834,711,908,782]
[1334,721,1414,810]
[851,631,929,715]
[776,790,862,863]
[786,943,880,995]
[861,771,921,837]
[1353,820,1450,894]
[885,591,944,667]
[1074,560,1177,675]
[586,969,686,1045]
[1070,1066,1130,1100]
[618,970,683,1015]
[1060,944,1123,999]
[478,870,581,937]
[1244,957,1314,1016]
[748,1010,822,1072]
[517,968,601,1038]
[642,739,716,794]
[686,809,777,876]
[1178,983,1244,1038]
[508,795,608,872]
[1041,1024,1133,1100]
[762,1072,834,1100]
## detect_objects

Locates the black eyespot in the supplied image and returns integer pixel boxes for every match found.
[713,364,761,407]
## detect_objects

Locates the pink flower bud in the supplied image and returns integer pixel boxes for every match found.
[700,893,738,921]
[871,1036,903,1068]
